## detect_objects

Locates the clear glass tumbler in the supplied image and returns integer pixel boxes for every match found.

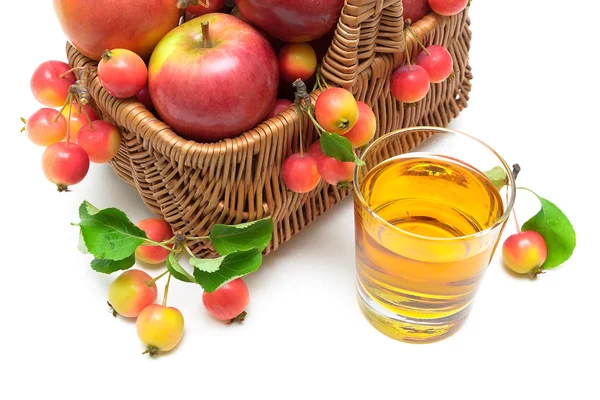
[354,127,516,343]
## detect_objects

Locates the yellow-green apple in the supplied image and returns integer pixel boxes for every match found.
[235,0,344,42]
[148,14,279,142]
[53,0,180,60]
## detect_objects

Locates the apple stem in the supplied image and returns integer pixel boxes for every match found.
[54,93,72,123]
[513,208,520,233]
[201,22,211,48]
[297,103,304,157]
[147,270,169,287]
[59,66,93,80]
[407,25,429,56]
[403,32,412,70]
[162,273,172,307]
[176,0,206,8]
[65,96,73,145]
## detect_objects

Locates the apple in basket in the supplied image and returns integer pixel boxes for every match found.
[402,0,432,23]
[235,0,344,42]
[53,0,180,60]
[148,13,279,142]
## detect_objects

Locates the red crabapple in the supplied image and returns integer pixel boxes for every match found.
[30,61,76,107]
[98,49,148,99]
[135,219,174,265]
[403,0,432,23]
[343,101,377,148]
[108,270,158,318]
[137,304,184,357]
[41,142,90,192]
[503,231,548,276]
[278,43,318,83]
[282,153,321,193]
[77,120,121,163]
[390,65,431,103]
[314,88,359,135]
[203,278,250,322]
[135,85,155,112]
[310,142,354,186]
[61,103,100,142]
[416,45,453,83]
[24,108,67,146]
[428,0,469,16]
[308,141,323,157]
[267,99,294,118]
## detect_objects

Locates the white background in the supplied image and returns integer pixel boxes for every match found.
[0,1,597,399]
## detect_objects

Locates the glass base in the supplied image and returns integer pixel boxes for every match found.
[357,283,471,344]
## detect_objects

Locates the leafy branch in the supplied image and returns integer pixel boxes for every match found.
[293,79,364,166]
[75,201,274,293]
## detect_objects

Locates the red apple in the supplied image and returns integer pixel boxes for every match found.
[403,0,432,23]
[235,0,344,42]
[53,0,180,60]
[268,99,293,119]
[149,14,279,142]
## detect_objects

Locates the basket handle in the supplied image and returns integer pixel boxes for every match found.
[321,0,404,90]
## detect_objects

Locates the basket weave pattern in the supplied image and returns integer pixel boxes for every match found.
[66,2,472,257]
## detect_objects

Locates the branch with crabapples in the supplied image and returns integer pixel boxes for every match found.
[485,166,576,278]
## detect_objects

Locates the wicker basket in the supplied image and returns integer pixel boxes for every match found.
[66,1,472,257]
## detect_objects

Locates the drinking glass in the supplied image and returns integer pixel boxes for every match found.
[353,127,516,343]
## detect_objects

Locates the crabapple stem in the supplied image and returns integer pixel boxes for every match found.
[186,236,209,241]
[406,25,430,55]
[201,22,211,48]
[183,244,196,258]
[147,270,169,286]
[297,103,305,157]
[55,93,73,123]
[59,66,92,79]
[404,36,412,69]
[176,0,208,8]
[162,273,172,307]
[512,209,520,233]
[66,97,73,144]
[306,108,327,135]
[140,238,175,251]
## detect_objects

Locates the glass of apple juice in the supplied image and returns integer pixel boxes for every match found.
[353,127,516,343]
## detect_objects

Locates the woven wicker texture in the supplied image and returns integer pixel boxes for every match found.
[66,3,472,257]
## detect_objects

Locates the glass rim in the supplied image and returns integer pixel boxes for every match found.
[353,126,517,242]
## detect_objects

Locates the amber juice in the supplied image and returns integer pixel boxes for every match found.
[355,154,505,342]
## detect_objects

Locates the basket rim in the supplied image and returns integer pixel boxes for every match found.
[68,12,452,164]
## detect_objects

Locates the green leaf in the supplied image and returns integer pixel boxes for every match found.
[77,201,147,261]
[78,232,89,254]
[191,248,262,293]
[210,217,273,256]
[91,254,136,274]
[484,166,508,190]
[521,191,576,269]
[79,200,100,219]
[166,253,195,283]
[320,132,365,166]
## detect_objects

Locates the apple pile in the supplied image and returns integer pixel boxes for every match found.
[23,61,123,191]
[282,87,377,193]
[390,1,469,104]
